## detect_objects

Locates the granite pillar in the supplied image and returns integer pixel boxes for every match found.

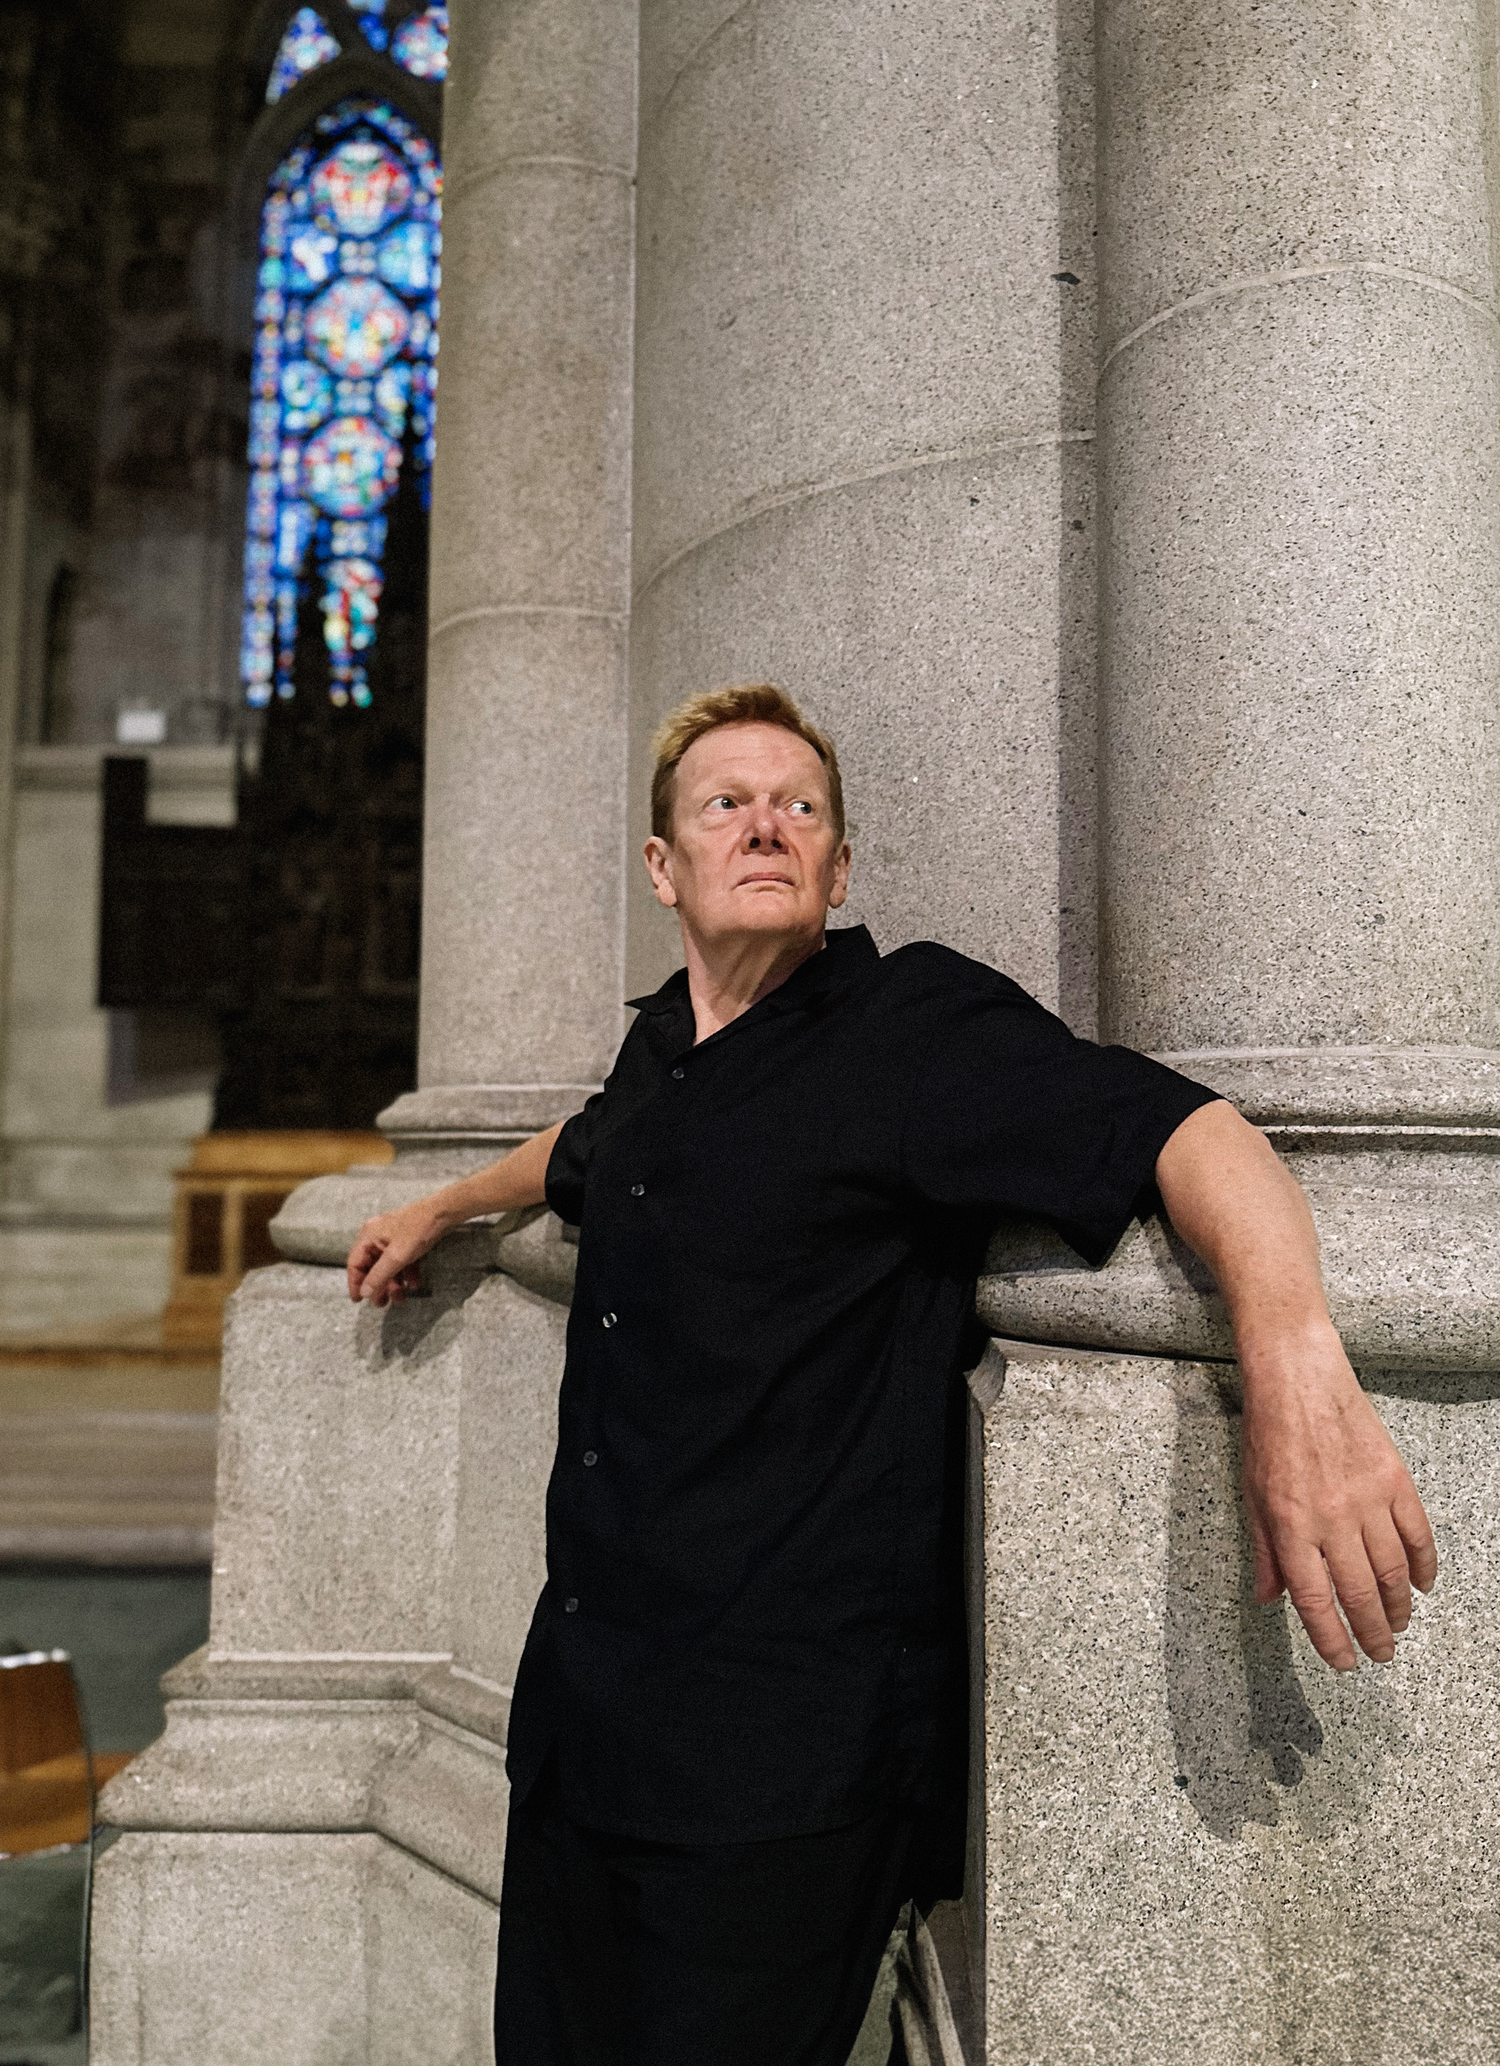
[972,5,1500,2060]
[91,8,637,2058]
[1098,0,1500,1076]
[968,1340,1500,2066]
[627,0,1096,1022]
[388,0,639,1150]
[984,0,1500,1352]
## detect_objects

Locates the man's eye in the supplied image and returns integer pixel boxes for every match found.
[709,796,737,811]
[787,800,813,815]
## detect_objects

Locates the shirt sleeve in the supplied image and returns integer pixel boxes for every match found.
[897,951,1219,1266]
[544,1089,606,1228]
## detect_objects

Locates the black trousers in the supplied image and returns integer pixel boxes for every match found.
[493,1767,918,2066]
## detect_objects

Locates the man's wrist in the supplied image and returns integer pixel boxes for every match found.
[426,1184,486,1234]
[1233,1312,1350,1391]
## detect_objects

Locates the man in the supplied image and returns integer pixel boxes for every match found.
[347,684,1436,2066]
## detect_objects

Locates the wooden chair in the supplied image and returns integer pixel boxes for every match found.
[0,1649,133,2047]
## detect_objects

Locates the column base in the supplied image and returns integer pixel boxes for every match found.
[90,1828,497,2066]
[968,1337,1500,2066]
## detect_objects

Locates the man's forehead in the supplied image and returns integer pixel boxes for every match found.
[678,722,829,789]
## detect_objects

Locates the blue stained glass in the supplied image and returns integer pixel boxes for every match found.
[248,401,280,466]
[306,277,410,377]
[330,515,387,559]
[356,2,388,50]
[373,363,410,433]
[287,224,338,290]
[376,219,434,292]
[303,415,402,515]
[267,9,340,103]
[392,6,448,80]
[276,501,316,576]
[240,97,442,706]
[311,138,412,236]
[248,469,279,536]
[280,359,334,430]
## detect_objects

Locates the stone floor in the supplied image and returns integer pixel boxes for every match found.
[0,1565,213,2064]
[0,1319,218,1567]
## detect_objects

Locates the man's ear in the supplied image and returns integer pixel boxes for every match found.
[828,841,852,911]
[643,835,678,909]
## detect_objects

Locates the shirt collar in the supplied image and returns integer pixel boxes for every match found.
[626,925,880,1028]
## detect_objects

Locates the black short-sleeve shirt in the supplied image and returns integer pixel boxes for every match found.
[507,926,1217,1846]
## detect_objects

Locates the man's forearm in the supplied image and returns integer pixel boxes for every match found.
[1154,1098,1437,1670]
[1155,1099,1330,1360]
[419,1121,563,1232]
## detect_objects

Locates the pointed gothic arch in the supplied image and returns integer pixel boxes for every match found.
[232,0,446,713]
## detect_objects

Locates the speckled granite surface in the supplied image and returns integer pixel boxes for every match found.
[970,1340,1499,2065]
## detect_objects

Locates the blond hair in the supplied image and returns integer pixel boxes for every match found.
[650,683,845,841]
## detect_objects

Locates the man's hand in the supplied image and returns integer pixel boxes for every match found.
[345,1121,564,1308]
[347,1198,457,1307]
[1238,1321,1436,1668]
[1157,1099,1437,1669]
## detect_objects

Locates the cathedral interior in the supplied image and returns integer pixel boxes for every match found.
[0,3,446,2049]
[1,0,1496,2057]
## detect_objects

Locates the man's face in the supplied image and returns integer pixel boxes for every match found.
[644,721,852,947]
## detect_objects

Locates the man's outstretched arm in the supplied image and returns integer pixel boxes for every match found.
[346,1121,564,1308]
[1155,1098,1437,1670]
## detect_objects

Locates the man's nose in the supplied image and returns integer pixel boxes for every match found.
[744,800,784,848]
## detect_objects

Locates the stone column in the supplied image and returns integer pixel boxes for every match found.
[973,8,1500,2060]
[1098,0,1500,1077]
[988,0,1500,1352]
[627,0,1097,1022]
[385,0,639,1150]
[91,11,638,2062]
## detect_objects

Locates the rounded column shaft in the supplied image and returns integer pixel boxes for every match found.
[1098,0,1500,1057]
[629,0,1097,1022]
[394,0,638,1141]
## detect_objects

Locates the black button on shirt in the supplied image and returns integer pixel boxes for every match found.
[508,926,1216,1846]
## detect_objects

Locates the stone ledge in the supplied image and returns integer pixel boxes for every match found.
[15,743,237,794]
[371,1709,510,1902]
[161,1649,511,1745]
[270,1163,1500,1367]
[268,1181,580,1305]
[378,1083,597,1140]
[981,1179,1500,1374]
[266,1179,525,1269]
[1160,1046,1500,1127]
[99,1699,421,1832]
[103,1653,514,1902]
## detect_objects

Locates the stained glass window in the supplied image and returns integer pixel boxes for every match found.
[356,3,390,52]
[392,6,449,80]
[241,98,441,710]
[266,8,340,103]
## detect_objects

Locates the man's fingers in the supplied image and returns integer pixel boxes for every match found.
[346,1233,385,1301]
[360,1242,410,1305]
[347,1211,442,1305]
[1393,1481,1438,1594]
[1279,1545,1358,1671]
[1322,1536,1398,1664]
[1246,1505,1286,1607]
[1362,1514,1414,1636]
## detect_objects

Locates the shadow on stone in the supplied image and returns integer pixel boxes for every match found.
[1243,1585,1322,1790]
[358,1269,476,1369]
[1165,1379,1320,1839]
